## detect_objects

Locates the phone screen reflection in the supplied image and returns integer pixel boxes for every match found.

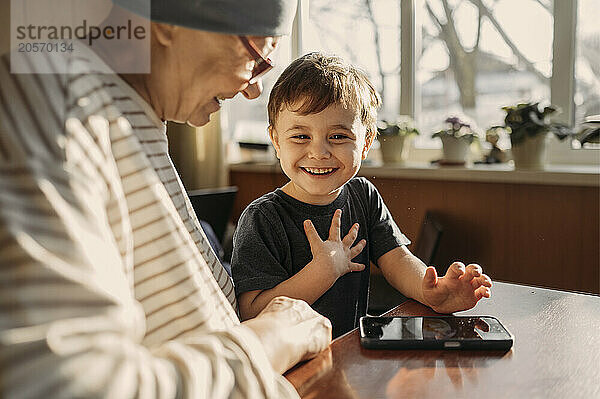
[370,317,510,340]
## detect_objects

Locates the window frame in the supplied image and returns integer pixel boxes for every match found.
[295,0,597,166]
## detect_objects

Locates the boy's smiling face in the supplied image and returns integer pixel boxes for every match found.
[270,102,374,205]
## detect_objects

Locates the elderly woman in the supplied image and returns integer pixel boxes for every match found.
[0,1,331,398]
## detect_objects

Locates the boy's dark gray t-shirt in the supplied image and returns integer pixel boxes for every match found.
[232,177,411,338]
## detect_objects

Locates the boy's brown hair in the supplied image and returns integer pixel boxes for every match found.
[268,52,381,139]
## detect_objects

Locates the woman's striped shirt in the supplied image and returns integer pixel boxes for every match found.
[0,49,297,398]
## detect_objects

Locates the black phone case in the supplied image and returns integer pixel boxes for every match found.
[359,316,513,350]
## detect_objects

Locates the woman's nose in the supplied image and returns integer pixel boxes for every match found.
[241,79,263,99]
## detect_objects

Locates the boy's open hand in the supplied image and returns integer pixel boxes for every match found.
[422,262,492,314]
[304,209,366,280]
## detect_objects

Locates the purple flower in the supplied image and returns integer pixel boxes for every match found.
[445,116,471,132]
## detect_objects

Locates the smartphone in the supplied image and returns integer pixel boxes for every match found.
[359,316,513,350]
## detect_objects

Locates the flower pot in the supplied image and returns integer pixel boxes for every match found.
[379,135,411,164]
[511,133,548,170]
[440,136,470,164]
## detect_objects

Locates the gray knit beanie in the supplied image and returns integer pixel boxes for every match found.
[112,0,297,36]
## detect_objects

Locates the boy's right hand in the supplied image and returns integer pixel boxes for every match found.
[303,209,367,280]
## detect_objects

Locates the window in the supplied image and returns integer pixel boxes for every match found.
[226,0,598,165]
[304,0,401,120]
[418,0,553,150]
[575,0,600,122]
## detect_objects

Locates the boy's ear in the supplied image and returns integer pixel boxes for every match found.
[362,132,376,160]
[268,126,281,159]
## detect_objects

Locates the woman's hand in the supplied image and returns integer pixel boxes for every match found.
[303,209,366,280]
[242,296,332,374]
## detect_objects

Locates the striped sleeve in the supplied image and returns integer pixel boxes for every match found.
[0,52,298,398]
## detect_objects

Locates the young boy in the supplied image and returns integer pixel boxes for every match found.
[231,53,492,338]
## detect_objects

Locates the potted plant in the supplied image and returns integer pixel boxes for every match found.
[481,126,509,164]
[500,102,574,169]
[432,116,478,164]
[377,116,420,164]
[575,114,599,148]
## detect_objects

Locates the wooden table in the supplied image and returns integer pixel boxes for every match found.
[285,282,600,398]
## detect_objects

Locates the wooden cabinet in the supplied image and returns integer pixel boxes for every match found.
[229,167,600,294]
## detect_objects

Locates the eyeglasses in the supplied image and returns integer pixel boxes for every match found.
[238,35,274,84]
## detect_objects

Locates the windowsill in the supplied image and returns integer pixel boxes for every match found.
[228,161,600,187]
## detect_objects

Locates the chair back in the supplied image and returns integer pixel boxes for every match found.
[188,186,238,244]
[414,211,443,265]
